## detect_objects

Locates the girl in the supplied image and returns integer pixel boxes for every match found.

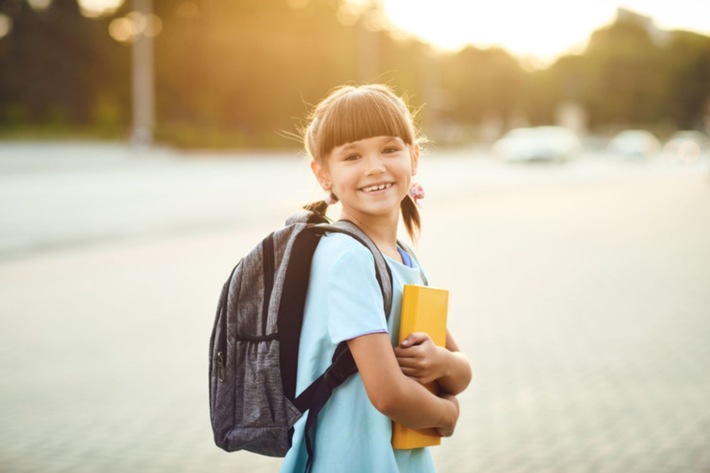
[281,84,472,473]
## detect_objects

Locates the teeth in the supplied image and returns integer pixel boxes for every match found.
[363,183,391,192]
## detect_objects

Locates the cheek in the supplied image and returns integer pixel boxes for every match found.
[329,168,356,191]
[398,161,415,181]
[397,165,414,196]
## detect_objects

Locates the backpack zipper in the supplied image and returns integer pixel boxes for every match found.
[215,261,239,384]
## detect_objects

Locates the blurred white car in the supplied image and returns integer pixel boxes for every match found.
[492,126,581,163]
[662,131,709,163]
[607,130,660,159]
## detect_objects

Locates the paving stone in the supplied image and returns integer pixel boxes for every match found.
[1,145,709,472]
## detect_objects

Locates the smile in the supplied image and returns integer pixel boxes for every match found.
[361,182,393,193]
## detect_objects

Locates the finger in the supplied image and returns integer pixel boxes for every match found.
[399,332,431,347]
[396,352,425,365]
[393,346,417,358]
[395,357,419,369]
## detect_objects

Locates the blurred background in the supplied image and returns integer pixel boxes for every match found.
[1,0,709,148]
[1,1,710,472]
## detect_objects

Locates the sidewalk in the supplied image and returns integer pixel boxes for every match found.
[0,141,316,259]
[1,142,709,472]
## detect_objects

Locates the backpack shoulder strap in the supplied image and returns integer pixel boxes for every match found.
[294,220,394,471]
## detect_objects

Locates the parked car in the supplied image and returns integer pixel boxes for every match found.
[492,126,581,163]
[662,131,709,163]
[607,130,660,159]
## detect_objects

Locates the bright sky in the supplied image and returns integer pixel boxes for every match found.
[63,0,710,65]
[382,1,710,63]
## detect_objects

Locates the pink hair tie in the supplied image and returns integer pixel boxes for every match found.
[408,182,425,206]
[324,192,338,206]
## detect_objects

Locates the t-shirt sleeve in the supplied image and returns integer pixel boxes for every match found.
[324,239,388,344]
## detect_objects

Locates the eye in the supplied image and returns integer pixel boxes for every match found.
[344,153,360,161]
[383,146,401,154]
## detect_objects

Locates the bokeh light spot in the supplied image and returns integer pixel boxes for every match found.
[78,0,124,18]
[108,17,133,43]
[0,14,12,39]
[27,0,52,11]
[109,12,162,43]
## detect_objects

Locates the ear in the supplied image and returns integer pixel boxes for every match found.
[310,160,332,190]
[410,143,420,177]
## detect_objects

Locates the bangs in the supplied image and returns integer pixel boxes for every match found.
[314,87,416,160]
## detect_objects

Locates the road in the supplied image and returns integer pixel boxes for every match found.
[0,142,709,472]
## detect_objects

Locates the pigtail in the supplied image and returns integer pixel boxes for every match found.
[301,84,423,239]
[303,200,329,216]
[304,192,339,220]
[400,195,421,243]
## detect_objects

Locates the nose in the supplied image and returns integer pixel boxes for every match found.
[364,153,386,175]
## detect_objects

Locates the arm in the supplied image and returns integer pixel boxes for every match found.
[347,332,459,436]
[394,330,472,395]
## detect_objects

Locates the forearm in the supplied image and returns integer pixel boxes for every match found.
[348,333,458,432]
[377,374,458,430]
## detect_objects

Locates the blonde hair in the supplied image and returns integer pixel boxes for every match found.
[303,84,422,240]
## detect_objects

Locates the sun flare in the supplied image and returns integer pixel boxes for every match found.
[381,0,710,63]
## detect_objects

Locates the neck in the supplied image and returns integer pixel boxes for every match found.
[338,211,400,260]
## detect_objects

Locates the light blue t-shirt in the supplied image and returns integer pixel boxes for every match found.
[280,233,436,473]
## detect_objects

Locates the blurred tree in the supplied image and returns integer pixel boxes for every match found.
[0,0,128,130]
[374,33,429,112]
[660,31,710,130]
[522,54,585,125]
[574,19,666,130]
[150,0,362,147]
[439,46,524,125]
[1,1,709,146]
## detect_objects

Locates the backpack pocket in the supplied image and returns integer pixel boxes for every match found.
[221,337,302,456]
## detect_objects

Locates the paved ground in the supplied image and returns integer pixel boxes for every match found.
[0,142,709,472]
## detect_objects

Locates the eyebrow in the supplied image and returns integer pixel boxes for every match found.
[339,136,401,151]
[382,136,406,146]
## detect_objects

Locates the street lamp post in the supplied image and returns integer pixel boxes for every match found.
[130,0,154,148]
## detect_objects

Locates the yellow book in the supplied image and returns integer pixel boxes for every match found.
[392,284,449,450]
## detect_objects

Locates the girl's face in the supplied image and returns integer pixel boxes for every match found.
[313,135,419,224]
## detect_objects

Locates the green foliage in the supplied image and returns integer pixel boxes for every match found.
[1,2,708,147]
[2,103,31,128]
[660,31,710,129]
[440,46,524,124]
[582,20,665,127]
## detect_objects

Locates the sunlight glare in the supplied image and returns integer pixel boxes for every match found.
[382,0,710,63]
[78,0,124,18]
[337,3,362,27]
[383,0,613,61]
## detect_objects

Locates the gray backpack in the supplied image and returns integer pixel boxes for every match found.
[208,210,392,467]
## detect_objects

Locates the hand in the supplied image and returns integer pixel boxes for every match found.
[394,332,449,386]
[436,393,459,437]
